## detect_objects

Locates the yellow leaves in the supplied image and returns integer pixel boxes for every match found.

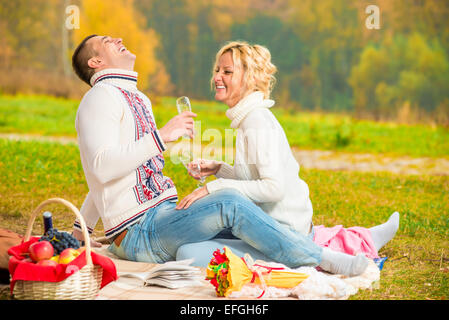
[0,22,15,68]
[185,0,251,41]
[287,0,361,50]
[208,10,234,40]
[406,34,449,76]
[73,0,171,93]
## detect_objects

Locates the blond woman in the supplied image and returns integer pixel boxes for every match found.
[176,41,399,268]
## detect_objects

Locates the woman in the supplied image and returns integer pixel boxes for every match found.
[176,41,399,267]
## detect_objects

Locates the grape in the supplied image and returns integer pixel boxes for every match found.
[38,228,80,255]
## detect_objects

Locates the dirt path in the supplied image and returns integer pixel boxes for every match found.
[291,148,449,176]
[2,133,448,176]
[0,133,78,145]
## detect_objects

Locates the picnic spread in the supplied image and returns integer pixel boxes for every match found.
[4,197,382,300]
[6,198,118,299]
[6,235,381,300]
[93,244,381,300]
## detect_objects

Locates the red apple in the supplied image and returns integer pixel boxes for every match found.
[37,259,58,267]
[29,241,54,262]
[58,248,80,264]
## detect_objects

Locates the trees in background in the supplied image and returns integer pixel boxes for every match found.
[1,0,448,122]
[135,0,252,99]
[349,33,449,120]
[0,0,66,71]
[74,0,171,93]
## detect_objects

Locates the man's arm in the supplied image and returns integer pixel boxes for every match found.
[72,192,102,247]
[77,87,169,184]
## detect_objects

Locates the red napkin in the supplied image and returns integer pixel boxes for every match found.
[8,237,118,295]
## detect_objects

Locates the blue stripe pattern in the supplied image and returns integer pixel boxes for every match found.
[104,195,178,238]
[96,75,137,83]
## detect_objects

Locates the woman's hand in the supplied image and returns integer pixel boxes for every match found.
[186,159,221,180]
[176,186,209,210]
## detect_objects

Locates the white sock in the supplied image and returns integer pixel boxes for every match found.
[369,212,400,251]
[319,247,369,277]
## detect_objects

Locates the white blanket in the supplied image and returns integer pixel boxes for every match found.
[228,259,380,300]
[94,245,380,300]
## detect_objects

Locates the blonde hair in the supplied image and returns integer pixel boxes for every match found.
[211,41,277,99]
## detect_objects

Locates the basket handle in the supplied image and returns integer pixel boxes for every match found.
[24,198,93,266]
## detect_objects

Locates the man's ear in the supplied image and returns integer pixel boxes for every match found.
[87,56,103,69]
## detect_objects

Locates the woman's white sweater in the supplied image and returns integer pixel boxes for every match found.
[206,91,313,236]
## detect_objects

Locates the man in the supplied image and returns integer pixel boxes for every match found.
[71,34,368,276]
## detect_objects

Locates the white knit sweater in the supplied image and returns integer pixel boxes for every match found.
[73,68,178,239]
[206,91,313,236]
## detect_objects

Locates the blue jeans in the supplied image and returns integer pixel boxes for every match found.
[176,226,316,267]
[108,189,322,268]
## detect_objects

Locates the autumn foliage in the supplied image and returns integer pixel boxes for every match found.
[0,0,448,124]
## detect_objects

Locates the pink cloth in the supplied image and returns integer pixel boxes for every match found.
[313,225,379,259]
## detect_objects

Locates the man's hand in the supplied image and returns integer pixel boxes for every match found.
[159,111,197,143]
[72,229,102,248]
[176,186,209,210]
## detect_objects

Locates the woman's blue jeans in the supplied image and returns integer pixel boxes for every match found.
[176,225,316,268]
[108,189,322,268]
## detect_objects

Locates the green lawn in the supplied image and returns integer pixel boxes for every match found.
[1,94,448,158]
[0,94,79,136]
[0,93,448,300]
[0,138,448,300]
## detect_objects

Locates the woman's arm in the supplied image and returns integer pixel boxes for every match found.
[206,117,286,203]
[214,162,236,179]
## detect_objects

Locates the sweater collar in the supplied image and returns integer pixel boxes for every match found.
[225,91,275,128]
[90,68,138,90]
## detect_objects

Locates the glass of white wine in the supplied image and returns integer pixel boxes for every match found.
[176,96,205,187]
[176,96,191,113]
[179,156,206,188]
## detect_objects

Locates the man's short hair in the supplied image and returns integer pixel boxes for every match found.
[72,34,98,86]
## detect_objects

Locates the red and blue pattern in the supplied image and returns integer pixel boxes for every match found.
[117,87,176,206]
[104,193,178,238]
[75,74,178,239]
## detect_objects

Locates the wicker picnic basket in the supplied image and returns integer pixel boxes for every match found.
[12,198,103,300]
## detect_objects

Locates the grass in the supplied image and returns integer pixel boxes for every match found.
[0,94,79,136]
[1,94,449,158]
[0,93,448,300]
[0,138,201,237]
[0,138,448,300]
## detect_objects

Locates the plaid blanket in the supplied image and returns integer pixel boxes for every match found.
[94,245,380,300]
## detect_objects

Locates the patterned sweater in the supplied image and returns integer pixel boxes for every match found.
[73,68,177,239]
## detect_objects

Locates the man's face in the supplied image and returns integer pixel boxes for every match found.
[87,35,136,71]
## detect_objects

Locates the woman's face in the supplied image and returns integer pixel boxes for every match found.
[213,51,243,107]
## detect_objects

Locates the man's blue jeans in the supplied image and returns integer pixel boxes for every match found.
[108,189,322,268]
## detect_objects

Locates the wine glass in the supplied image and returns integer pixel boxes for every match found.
[179,155,206,188]
[176,96,205,187]
[189,160,206,187]
[176,96,192,139]
[176,96,191,113]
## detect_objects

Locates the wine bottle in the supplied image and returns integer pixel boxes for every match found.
[43,211,53,234]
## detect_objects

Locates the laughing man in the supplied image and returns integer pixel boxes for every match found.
[70,34,368,277]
